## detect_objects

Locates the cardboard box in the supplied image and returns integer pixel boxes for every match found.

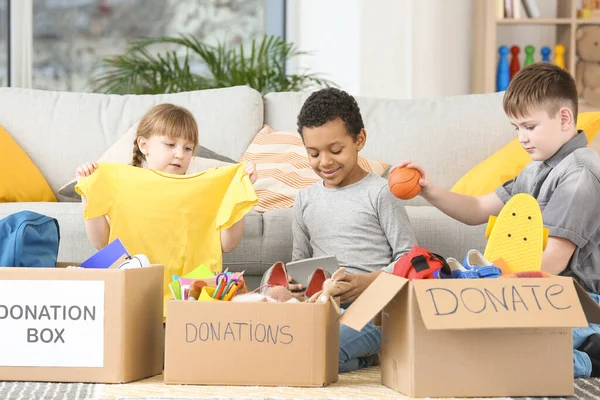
[165,300,339,386]
[0,265,164,383]
[340,274,600,398]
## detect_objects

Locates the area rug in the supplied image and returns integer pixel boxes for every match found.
[0,367,597,399]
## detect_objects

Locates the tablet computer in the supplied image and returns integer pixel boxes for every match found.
[286,255,340,286]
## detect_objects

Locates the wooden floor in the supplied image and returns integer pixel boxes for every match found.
[93,367,406,399]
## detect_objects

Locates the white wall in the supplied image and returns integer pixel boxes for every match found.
[286,0,361,95]
[411,0,473,99]
[359,0,413,98]
[286,0,474,100]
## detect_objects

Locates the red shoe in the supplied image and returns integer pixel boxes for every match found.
[259,261,289,294]
[305,268,330,299]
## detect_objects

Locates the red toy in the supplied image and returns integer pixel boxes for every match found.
[393,246,447,280]
[510,45,521,80]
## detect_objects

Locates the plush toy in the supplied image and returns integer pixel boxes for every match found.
[576,26,600,107]
[306,267,352,314]
[264,286,300,303]
[231,289,299,303]
[231,293,269,302]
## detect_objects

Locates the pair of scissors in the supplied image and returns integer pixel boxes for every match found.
[213,273,229,299]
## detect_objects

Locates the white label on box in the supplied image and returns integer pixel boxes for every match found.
[0,280,105,367]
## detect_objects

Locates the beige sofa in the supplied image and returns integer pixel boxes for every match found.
[0,86,516,287]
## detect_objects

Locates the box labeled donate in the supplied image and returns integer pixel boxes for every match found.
[340,274,600,398]
[165,300,339,386]
[0,265,164,383]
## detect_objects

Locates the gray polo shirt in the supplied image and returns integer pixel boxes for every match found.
[495,131,600,293]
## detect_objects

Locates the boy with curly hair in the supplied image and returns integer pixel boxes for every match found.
[291,87,417,372]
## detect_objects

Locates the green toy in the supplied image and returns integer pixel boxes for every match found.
[524,45,535,66]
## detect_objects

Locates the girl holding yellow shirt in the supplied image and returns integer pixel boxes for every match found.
[75,103,257,254]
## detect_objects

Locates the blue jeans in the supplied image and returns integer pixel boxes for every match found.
[339,308,382,373]
[573,292,600,377]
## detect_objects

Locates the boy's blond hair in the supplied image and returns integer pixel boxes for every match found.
[132,103,199,167]
[503,62,578,123]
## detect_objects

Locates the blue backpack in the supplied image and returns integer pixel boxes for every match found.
[0,211,60,267]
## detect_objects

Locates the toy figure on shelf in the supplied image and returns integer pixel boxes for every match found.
[541,46,551,62]
[497,46,510,91]
[524,45,535,67]
[510,45,520,79]
[554,44,566,69]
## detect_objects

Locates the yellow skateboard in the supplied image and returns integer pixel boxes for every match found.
[484,193,549,274]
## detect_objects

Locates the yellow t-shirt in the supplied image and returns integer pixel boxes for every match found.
[75,162,257,310]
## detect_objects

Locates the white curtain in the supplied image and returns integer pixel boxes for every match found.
[9,0,32,88]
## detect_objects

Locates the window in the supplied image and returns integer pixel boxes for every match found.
[32,0,271,92]
[0,0,8,86]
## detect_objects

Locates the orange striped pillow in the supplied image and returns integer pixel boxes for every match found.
[241,125,390,212]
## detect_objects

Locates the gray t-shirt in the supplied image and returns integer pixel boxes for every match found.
[292,173,417,274]
[495,131,600,293]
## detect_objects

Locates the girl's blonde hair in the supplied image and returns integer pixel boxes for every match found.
[132,103,199,167]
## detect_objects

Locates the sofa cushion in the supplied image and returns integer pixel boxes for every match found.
[222,210,264,276]
[260,208,294,267]
[0,86,263,201]
[451,111,600,197]
[0,124,56,203]
[241,125,390,212]
[196,146,237,163]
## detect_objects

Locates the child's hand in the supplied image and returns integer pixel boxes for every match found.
[76,162,98,182]
[245,161,258,184]
[391,160,431,192]
[287,275,305,299]
[338,271,377,304]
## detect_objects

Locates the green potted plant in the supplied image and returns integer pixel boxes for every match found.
[91,34,334,95]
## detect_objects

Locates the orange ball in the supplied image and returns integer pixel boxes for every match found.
[388,167,422,200]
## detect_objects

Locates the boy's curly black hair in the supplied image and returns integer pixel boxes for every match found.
[296,88,364,140]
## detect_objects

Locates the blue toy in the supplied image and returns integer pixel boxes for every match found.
[541,46,551,62]
[497,46,510,92]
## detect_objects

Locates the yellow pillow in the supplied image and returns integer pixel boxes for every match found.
[451,112,600,196]
[0,124,57,202]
